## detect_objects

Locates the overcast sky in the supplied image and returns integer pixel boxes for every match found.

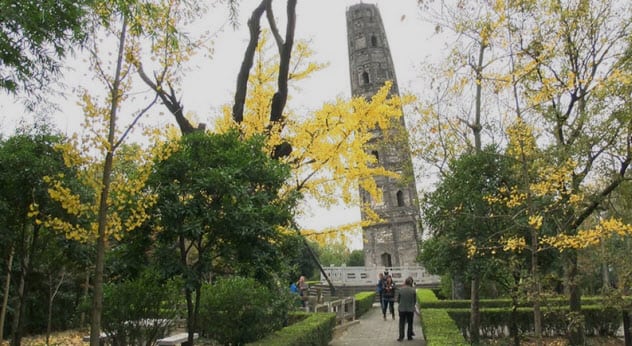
[0,1,438,249]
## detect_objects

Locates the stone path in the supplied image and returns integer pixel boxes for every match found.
[329,303,426,345]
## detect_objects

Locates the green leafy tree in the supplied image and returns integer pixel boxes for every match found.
[149,130,298,345]
[0,126,75,345]
[0,0,90,98]
[348,250,365,267]
[317,241,350,267]
[420,146,515,343]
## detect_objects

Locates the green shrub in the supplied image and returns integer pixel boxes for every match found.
[199,277,292,345]
[447,305,621,339]
[101,270,181,346]
[247,312,336,346]
[420,309,469,346]
[417,289,468,345]
[354,291,376,317]
[417,289,622,343]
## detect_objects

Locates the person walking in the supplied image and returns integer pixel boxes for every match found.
[396,276,417,341]
[382,275,396,320]
[376,272,385,314]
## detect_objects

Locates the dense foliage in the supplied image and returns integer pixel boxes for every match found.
[0,0,90,96]
[199,277,293,345]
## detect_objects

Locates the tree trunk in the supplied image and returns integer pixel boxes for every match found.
[510,303,519,346]
[89,17,127,346]
[600,239,610,291]
[188,286,201,346]
[469,275,480,345]
[9,255,27,346]
[567,250,585,346]
[178,234,196,346]
[11,223,39,346]
[623,310,631,346]
[90,218,107,346]
[0,246,14,344]
[510,273,520,346]
[80,269,90,327]
[531,229,542,346]
[46,271,65,346]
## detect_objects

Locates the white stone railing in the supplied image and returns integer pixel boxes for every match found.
[320,265,441,286]
[313,297,355,325]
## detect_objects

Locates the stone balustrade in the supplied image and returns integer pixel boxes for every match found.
[320,265,441,287]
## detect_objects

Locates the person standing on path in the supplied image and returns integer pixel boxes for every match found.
[382,275,396,320]
[397,276,417,341]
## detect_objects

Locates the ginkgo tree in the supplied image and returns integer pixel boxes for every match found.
[137,0,413,243]
[414,0,632,344]
[34,1,191,344]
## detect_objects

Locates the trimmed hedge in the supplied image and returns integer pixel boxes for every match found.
[447,305,621,338]
[355,291,376,318]
[420,309,469,345]
[247,312,336,346]
[418,296,611,309]
[417,288,439,303]
[417,288,623,343]
[417,289,469,345]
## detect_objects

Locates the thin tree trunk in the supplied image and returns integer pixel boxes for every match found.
[623,310,631,346]
[600,239,610,291]
[10,254,27,346]
[531,228,542,346]
[90,17,127,346]
[80,269,90,327]
[11,223,39,346]
[510,272,520,346]
[567,250,584,346]
[0,246,14,344]
[469,275,480,344]
[46,271,66,345]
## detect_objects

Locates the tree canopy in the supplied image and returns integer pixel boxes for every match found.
[0,0,90,98]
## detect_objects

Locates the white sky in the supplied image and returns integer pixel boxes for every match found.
[0,1,439,249]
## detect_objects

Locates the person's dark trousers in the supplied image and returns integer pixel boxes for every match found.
[398,311,414,340]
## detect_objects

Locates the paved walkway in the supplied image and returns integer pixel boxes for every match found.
[329,303,426,345]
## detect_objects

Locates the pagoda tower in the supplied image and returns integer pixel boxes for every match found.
[346,3,421,268]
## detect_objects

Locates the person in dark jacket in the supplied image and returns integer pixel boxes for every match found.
[382,275,396,320]
[376,272,385,314]
[396,276,417,341]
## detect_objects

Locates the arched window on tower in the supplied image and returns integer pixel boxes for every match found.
[371,35,378,47]
[371,150,379,163]
[362,71,370,85]
[396,190,405,207]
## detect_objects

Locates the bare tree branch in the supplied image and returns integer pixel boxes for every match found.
[136,62,196,134]
[232,1,267,123]
[269,0,296,124]
[265,0,284,52]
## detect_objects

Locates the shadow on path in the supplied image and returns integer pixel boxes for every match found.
[329,303,426,346]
